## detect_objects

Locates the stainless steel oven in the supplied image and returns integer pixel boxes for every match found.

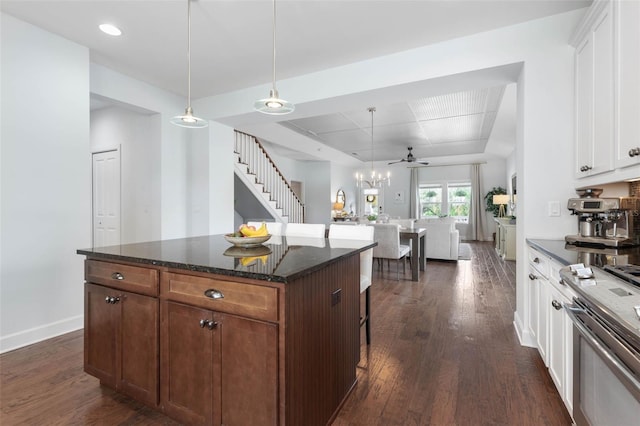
[566,297,640,425]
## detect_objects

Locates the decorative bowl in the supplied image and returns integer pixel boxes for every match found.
[224,233,271,248]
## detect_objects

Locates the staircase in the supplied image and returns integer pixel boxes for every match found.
[234,131,304,224]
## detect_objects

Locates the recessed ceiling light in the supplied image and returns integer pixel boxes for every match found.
[99,24,122,36]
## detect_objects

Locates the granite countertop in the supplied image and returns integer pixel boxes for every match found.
[78,234,375,283]
[527,238,640,268]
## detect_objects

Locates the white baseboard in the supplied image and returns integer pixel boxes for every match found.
[0,315,83,354]
[513,311,536,348]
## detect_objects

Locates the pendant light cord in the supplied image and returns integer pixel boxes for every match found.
[271,0,277,92]
[369,107,376,174]
[187,0,192,108]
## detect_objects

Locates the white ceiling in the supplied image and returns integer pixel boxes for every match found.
[1,0,591,163]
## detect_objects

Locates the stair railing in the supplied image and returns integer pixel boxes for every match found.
[234,131,304,223]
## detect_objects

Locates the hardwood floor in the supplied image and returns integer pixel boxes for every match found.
[0,242,571,425]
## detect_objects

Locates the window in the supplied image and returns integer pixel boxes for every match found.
[419,184,443,218]
[419,182,471,223]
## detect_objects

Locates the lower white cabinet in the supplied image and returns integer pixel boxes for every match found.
[548,283,573,416]
[527,245,576,419]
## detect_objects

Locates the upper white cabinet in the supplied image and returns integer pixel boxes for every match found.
[574,1,614,178]
[614,0,640,168]
[572,0,640,179]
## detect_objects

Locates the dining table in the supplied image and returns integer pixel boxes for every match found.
[399,227,427,281]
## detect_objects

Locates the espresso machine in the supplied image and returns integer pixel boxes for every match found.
[565,189,640,247]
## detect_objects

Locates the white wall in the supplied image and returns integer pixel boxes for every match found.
[1,14,90,352]
[89,64,192,240]
[302,162,331,225]
[91,106,161,244]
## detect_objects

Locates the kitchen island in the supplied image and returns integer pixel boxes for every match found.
[77,234,375,426]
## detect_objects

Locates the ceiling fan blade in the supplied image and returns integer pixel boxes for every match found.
[387,159,407,165]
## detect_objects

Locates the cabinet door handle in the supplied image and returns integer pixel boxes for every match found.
[204,289,224,299]
[528,273,538,281]
[199,319,218,330]
[104,296,121,304]
[628,148,640,157]
[551,300,562,310]
[111,272,124,280]
[533,257,540,263]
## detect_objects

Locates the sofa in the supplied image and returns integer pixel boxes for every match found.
[416,217,460,261]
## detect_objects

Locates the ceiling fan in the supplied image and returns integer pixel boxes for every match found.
[387,147,429,166]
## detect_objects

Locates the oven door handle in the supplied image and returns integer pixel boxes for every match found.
[565,303,640,392]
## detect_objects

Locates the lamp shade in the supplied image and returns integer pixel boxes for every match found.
[492,194,510,205]
[333,202,344,210]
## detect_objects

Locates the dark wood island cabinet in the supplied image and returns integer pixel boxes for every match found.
[78,235,373,426]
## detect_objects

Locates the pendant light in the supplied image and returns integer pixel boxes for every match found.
[356,107,391,188]
[171,0,208,128]
[254,0,294,115]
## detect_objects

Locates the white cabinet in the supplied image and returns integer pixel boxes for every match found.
[548,283,571,416]
[527,245,576,420]
[528,247,550,363]
[614,0,640,168]
[495,218,516,261]
[574,1,614,178]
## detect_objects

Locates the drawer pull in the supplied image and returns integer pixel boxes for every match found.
[104,296,120,304]
[199,319,218,329]
[204,289,224,299]
[533,257,540,264]
[111,272,125,281]
[528,273,538,281]
[551,300,562,311]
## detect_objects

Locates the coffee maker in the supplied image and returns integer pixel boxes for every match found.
[565,189,640,247]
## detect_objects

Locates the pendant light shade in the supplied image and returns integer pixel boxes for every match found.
[254,0,294,115]
[171,0,207,128]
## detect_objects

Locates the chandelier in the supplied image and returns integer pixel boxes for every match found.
[356,107,390,188]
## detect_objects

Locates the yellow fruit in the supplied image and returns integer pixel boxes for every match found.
[239,222,268,237]
[240,255,269,266]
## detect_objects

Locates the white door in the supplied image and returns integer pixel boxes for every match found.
[92,150,120,247]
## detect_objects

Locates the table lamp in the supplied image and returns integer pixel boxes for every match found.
[493,194,510,218]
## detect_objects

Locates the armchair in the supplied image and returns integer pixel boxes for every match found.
[416,217,460,261]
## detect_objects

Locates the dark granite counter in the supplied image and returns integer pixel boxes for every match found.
[78,234,375,283]
[527,238,640,268]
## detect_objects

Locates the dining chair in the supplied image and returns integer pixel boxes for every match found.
[388,218,416,247]
[284,223,326,238]
[372,223,412,281]
[247,221,283,236]
[329,224,374,344]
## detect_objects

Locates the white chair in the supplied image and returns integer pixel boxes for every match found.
[389,218,416,246]
[284,223,325,238]
[371,223,412,280]
[415,217,460,260]
[329,224,374,344]
[247,221,283,236]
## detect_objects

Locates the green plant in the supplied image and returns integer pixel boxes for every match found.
[367,214,378,221]
[425,190,437,198]
[484,186,507,217]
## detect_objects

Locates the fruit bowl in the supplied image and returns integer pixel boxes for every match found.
[224,233,271,248]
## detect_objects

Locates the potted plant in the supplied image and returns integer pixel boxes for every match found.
[367,214,378,223]
[484,186,507,217]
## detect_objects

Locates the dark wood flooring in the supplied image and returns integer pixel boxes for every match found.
[0,242,572,425]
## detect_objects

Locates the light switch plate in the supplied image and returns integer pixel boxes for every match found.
[548,201,561,217]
